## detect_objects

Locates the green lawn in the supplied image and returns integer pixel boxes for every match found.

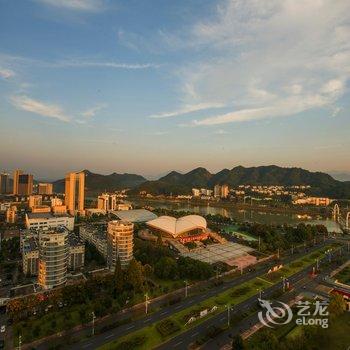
[334,264,350,285]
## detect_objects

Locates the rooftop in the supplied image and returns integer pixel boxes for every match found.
[110,209,157,223]
[147,215,207,238]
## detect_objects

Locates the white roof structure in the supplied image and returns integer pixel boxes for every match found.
[146,215,207,238]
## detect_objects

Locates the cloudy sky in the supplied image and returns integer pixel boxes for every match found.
[0,0,349,179]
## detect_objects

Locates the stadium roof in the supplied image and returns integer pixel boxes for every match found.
[146,215,207,238]
[111,209,158,223]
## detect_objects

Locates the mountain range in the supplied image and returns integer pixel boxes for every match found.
[52,170,146,195]
[52,166,350,199]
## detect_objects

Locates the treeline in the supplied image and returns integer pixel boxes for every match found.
[239,222,328,252]
[134,238,214,281]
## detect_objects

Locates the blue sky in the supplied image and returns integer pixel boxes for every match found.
[0,0,349,179]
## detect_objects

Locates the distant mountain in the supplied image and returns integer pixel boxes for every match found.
[53,170,147,194]
[132,165,350,199]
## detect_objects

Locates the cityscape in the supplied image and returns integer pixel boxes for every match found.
[1,1,350,350]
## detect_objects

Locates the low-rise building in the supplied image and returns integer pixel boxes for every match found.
[79,224,107,258]
[68,235,85,270]
[29,195,42,209]
[38,183,53,195]
[25,212,74,231]
[32,205,51,213]
[6,206,17,223]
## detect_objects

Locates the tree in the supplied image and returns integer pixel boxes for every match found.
[126,259,144,292]
[154,257,178,279]
[114,257,124,293]
[232,334,245,350]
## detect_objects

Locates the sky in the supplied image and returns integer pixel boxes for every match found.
[0,0,349,180]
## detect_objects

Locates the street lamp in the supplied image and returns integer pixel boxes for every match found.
[184,280,188,298]
[257,288,263,299]
[226,304,231,327]
[18,334,22,350]
[145,293,149,314]
[91,311,96,336]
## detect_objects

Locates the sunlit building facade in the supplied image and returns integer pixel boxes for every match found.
[107,220,134,270]
[65,172,85,216]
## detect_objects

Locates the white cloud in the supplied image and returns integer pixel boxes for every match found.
[11,95,70,122]
[53,60,158,70]
[160,0,350,126]
[191,93,332,126]
[36,0,106,12]
[0,68,15,79]
[81,104,107,118]
[149,102,225,119]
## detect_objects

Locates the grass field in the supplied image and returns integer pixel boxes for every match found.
[334,264,350,285]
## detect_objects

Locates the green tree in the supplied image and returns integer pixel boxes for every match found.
[126,259,144,292]
[232,334,245,350]
[114,257,124,293]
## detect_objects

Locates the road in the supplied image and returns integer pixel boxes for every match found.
[22,241,336,350]
[56,242,334,350]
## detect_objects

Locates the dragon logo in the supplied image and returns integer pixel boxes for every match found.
[258,298,293,328]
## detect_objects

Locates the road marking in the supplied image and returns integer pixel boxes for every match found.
[143,318,151,323]
[191,332,199,338]
[104,334,115,339]
[82,343,92,348]
[160,311,169,316]
[257,277,274,285]
[126,325,135,330]
[175,305,182,310]
[220,317,225,322]
[173,341,183,347]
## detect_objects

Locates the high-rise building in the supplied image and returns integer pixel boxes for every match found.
[38,183,53,195]
[21,229,84,281]
[13,169,23,195]
[38,228,69,289]
[97,193,117,212]
[0,172,10,194]
[107,220,133,270]
[65,172,85,216]
[18,173,33,195]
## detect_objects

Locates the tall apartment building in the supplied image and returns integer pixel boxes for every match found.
[97,193,117,212]
[38,229,69,289]
[0,172,10,194]
[21,229,84,283]
[18,173,33,195]
[38,183,53,195]
[107,220,133,270]
[65,172,85,216]
[13,169,22,195]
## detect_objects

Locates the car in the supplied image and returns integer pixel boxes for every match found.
[0,326,5,333]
